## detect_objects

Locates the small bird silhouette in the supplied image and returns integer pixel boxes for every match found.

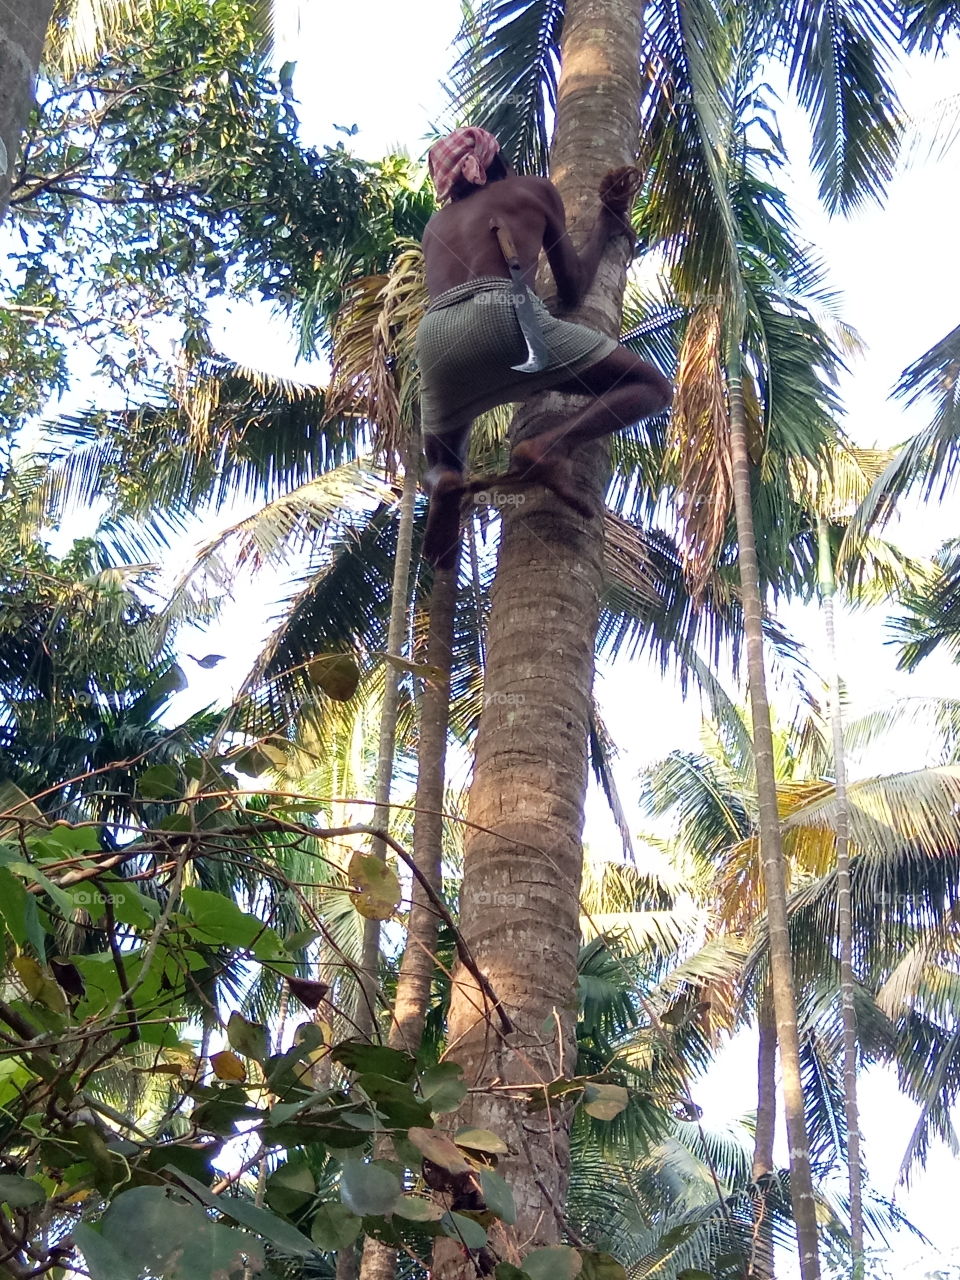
[187,654,226,669]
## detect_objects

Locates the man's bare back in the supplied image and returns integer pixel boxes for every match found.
[417,129,672,569]
[424,175,571,297]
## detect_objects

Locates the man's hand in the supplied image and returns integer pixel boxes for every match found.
[598,166,642,240]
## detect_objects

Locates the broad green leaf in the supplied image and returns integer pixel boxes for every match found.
[73,1222,134,1280]
[311,1201,362,1250]
[183,888,280,957]
[226,1012,269,1063]
[158,814,193,833]
[98,880,160,929]
[0,1175,45,1207]
[137,764,181,800]
[582,1083,629,1121]
[455,1127,508,1155]
[479,1168,516,1224]
[266,1160,315,1214]
[339,1160,402,1217]
[419,1063,467,1113]
[169,1170,313,1255]
[0,868,44,953]
[579,1252,629,1280]
[357,1074,433,1127]
[12,956,67,1017]
[330,1040,416,1081]
[440,1210,487,1250]
[348,852,401,920]
[394,1195,443,1222]
[406,1127,470,1174]
[522,1246,582,1280]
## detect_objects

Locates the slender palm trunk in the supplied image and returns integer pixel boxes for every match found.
[817,518,863,1272]
[356,455,418,1040]
[749,988,777,1279]
[359,555,461,1280]
[0,0,53,220]
[390,557,460,1054]
[434,4,642,1273]
[727,357,821,1280]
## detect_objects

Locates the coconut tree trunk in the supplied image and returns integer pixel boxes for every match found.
[748,988,777,1279]
[817,517,863,1273]
[727,356,821,1280]
[356,454,418,1040]
[434,2,642,1272]
[0,0,53,219]
[359,554,461,1280]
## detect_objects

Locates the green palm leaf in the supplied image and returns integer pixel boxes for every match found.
[450,0,564,172]
[773,0,903,210]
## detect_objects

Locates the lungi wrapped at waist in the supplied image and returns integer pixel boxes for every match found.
[415,276,618,436]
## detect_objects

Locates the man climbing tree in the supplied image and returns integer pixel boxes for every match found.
[417,126,672,567]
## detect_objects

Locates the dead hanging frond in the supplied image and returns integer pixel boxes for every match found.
[602,511,661,607]
[670,304,733,600]
[325,240,428,471]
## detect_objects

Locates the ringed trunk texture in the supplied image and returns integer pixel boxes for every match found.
[359,556,461,1280]
[748,988,777,1279]
[357,456,418,1040]
[0,0,54,220]
[817,519,863,1270]
[727,364,821,1280]
[434,1,642,1272]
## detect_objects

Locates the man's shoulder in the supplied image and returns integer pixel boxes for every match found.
[506,173,556,195]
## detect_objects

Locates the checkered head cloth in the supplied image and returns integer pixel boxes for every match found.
[428,128,501,204]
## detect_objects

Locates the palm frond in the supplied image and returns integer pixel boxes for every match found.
[851,324,960,534]
[37,360,362,526]
[449,0,564,173]
[889,540,960,670]
[638,0,741,301]
[773,0,903,210]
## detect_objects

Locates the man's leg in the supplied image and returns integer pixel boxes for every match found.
[423,423,471,569]
[508,347,672,512]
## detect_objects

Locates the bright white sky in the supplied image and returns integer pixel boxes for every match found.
[30,0,960,1271]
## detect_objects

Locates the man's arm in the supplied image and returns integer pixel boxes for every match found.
[541,168,640,309]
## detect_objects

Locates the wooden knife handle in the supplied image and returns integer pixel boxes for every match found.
[490,218,521,268]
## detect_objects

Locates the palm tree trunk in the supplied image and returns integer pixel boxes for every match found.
[359,554,461,1280]
[0,0,53,219]
[727,356,821,1280]
[817,517,863,1273]
[434,3,642,1272]
[356,454,418,1040]
[390,557,460,1054]
[749,988,777,1279]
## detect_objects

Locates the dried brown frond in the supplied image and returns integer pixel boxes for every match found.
[325,241,428,472]
[670,304,733,600]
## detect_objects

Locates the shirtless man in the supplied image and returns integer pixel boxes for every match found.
[416,126,673,568]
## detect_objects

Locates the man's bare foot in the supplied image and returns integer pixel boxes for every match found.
[423,467,465,569]
[507,439,594,519]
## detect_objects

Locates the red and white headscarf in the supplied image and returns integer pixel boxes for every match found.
[428,127,501,204]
